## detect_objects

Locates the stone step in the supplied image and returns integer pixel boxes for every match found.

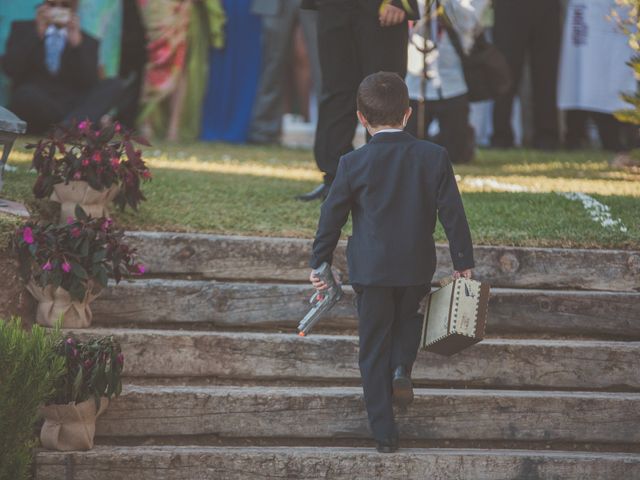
[125,231,640,291]
[93,385,640,444]
[68,328,640,390]
[35,446,640,480]
[92,279,640,338]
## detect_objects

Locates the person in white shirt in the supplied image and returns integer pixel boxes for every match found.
[405,0,489,164]
[558,0,637,151]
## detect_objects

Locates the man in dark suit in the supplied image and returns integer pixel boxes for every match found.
[297,0,420,201]
[310,72,474,452]
[3,0,124,134]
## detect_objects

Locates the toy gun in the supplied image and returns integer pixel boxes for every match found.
[297,262,343,337]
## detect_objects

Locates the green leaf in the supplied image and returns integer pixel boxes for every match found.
[71,368,83,403]
[95,268,109,288]
[70,261,89,280]
[92,250,107,263]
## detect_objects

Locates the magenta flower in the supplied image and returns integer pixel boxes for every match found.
[116,352,124,365]
[42,261,53,271]
[22,227,34,244]
[101,218,113,232]
[137,264,146,274]
[142,170,152,179]
[114,122,122,133]
[73,172,82,180]
[70,227,82,238]
[65,337,75,346]
[92,152,101,163]
[82,158,90,167]
[83,359,94,369]
[67,217,75,225]
[62,262,72,273]
[78,120,90,130]
[111,157,120,168]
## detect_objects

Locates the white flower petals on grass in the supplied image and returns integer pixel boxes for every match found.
[3,165,18,172]
[461,177,628,233]
[559,192,628,233]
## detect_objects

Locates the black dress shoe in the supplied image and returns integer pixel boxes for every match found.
[296,183,329,201]
[376,437,399,453]
[392,365,413,408]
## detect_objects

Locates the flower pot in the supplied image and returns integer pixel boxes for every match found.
[40,397,109,451]
[27,280,101,328]
[50,181,119,223]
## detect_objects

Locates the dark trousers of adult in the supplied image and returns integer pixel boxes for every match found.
[352,283,430,443]
[314,0,408,185]
[250,3,321,144]
[10,78,125,134]
[565,110,634,152]
[406,95,475,164]
[492,0,561,149]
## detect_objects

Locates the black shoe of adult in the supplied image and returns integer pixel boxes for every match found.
[376,437,399,454]
[296,183,329,202]
[392,365,413,408]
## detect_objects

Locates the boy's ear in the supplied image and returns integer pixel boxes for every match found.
[404,106,413,126]
[356,110,368,129]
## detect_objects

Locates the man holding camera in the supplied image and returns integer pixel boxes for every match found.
[3,0,123,133]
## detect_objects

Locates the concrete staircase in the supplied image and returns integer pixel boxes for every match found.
[35,233,640,479]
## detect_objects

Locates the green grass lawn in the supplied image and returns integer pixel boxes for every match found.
[1,140,639,249]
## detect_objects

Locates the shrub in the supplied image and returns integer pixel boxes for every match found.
[29,120,152,212]
[12,206,145,301]
[0,318,65,480]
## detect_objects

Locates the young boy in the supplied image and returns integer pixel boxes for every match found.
[309,71,474,453]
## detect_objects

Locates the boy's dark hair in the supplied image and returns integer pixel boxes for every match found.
[356,72,409,127]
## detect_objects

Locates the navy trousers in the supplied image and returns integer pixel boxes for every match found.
[352,283,430,443]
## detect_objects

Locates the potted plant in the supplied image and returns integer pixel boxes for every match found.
[29,120,152,223]
[40,334,124,451]
[12,206,144,328]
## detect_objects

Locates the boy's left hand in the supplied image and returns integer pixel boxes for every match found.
[453,269,473,279]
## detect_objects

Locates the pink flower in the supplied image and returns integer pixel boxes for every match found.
[137,264,146,274]
[67,217,75,225]
[70,227,82,238]
[71,348,78,358]
[101,218,113,232]
[114,122,122,133]
[42,261,53,271]
[62,262,72,273]
[116,353,124,365]
[65,337,75,346]
[92,152,101,163]
[22,227,34,244]
[73,172,82,180]
[82,158,90,167]
[78,120,90,130]
[142,170,152,179]
[111,157,120,168]
[83,359,94,369]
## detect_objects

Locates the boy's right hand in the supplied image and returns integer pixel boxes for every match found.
[453,269,473,280]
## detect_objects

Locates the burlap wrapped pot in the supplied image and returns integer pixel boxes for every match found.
[40,397,109,451]
[50,181,119,223]
[27,279,101,328]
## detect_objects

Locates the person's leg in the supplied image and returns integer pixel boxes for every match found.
[248,5,298,144]
[564,110,588,149]
[434,95,475,164]
[491,0,529,148]
[354,284,398,445]
[299,8,322,104]
[592,112,624,152]
[529,0,561,150]
[312,1,360,187]
[63,78,125,126]
[9,84,66,134]
[390,284,431,374]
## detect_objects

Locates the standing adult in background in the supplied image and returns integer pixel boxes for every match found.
[297,0,420,201]
[3,0,124,134]
[491,0,561,150]
[405,0,489,164]
[200,0,261,144]
[249,0,321,145]
[558,0,637,152]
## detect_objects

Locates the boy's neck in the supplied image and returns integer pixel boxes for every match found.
[368,124,405,135]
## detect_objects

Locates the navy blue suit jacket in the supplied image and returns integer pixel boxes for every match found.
[310,131,474,286]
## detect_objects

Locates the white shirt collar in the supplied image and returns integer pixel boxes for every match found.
[45,25,68,37]
[373,128,404,135]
